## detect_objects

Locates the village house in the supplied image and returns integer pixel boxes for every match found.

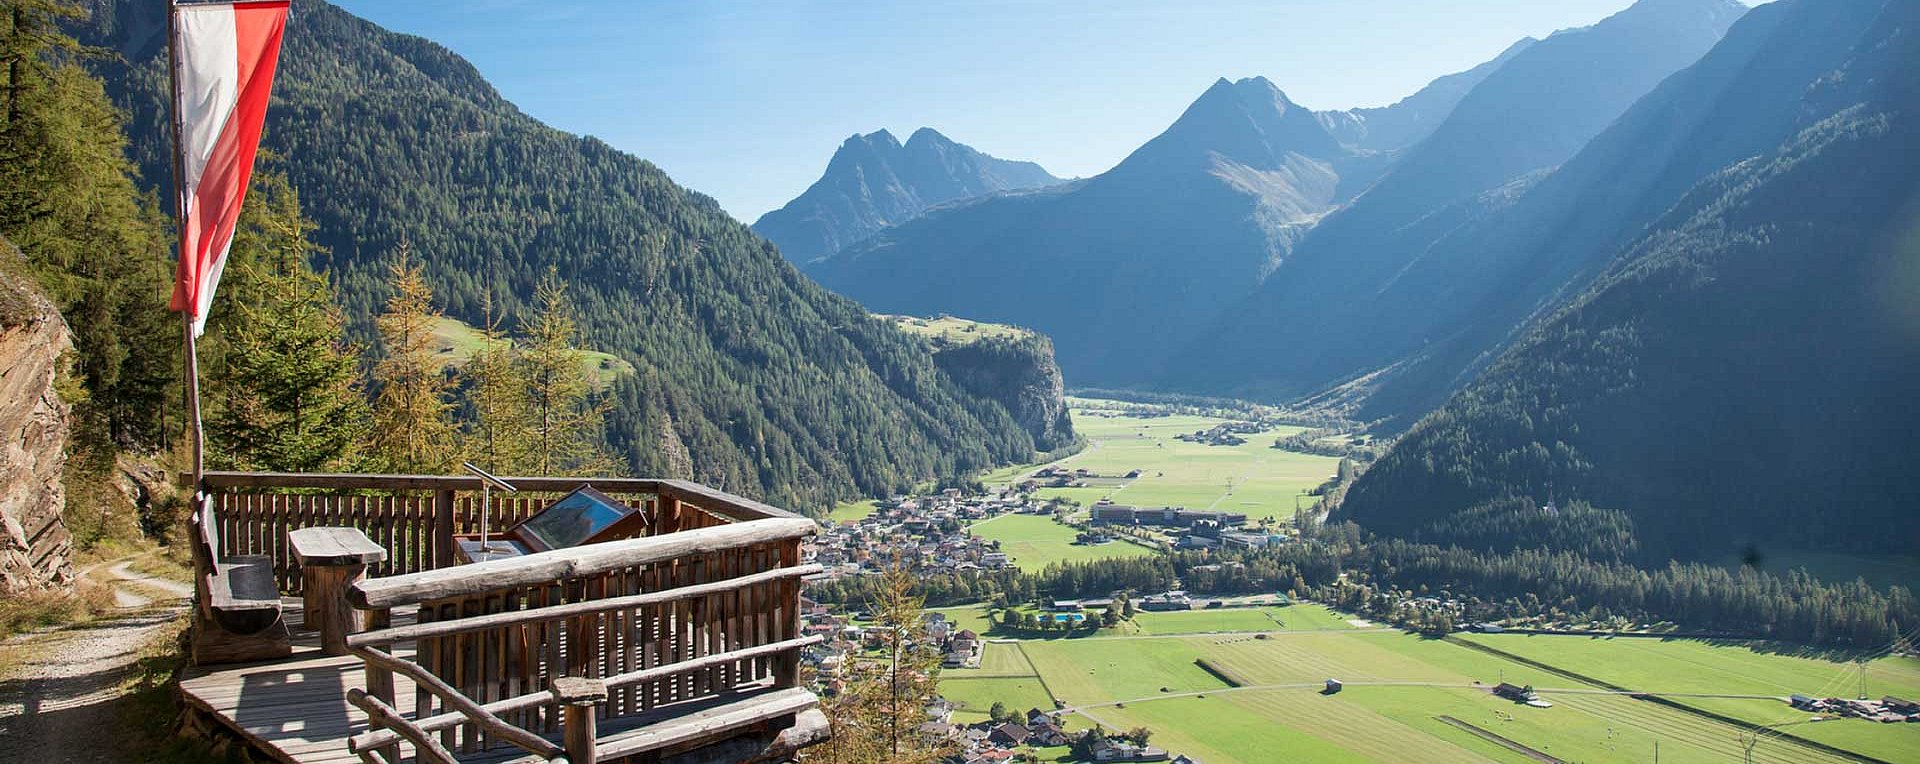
[1091,737,1172,762]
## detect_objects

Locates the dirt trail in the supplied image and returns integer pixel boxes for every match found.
[0,555,191,764]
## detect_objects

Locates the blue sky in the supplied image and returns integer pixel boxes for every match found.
[332,0,1678,221]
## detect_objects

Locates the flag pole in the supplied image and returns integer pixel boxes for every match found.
[164,0,205,492]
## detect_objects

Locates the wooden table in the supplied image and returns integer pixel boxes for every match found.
[287,527,387,655]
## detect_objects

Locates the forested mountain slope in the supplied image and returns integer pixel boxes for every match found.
[1340,0,1920,562]
[75,0,1065,511]
[753,128,1060,263]
[1164,0,1744,414]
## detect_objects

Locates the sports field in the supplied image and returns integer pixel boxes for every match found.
[932,624,1914,762]
[1011,403,1342,522]
[965,513,1156,570]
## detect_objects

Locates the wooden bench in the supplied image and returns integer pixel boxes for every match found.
[289,526,388,655]
[189,492,291,664]
[341,517,828,763]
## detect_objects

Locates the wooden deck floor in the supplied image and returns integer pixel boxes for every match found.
[179,599,420,764]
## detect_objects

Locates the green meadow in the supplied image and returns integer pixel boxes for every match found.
[427,316,633,387]
[1128,603,1354,635]
[879,313,1033,345]
[826,499,879,524]
[1022,404,1342,521]
[966,513,1156,571]
[1460,633,1920,762]
[931,624,1910,763]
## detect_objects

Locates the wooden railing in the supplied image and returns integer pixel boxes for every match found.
[341,517,822,763]
[194,472,795,594]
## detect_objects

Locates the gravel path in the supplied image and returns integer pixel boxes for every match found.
[0,556,191,764]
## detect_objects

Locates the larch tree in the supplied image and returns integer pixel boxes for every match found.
[520,269,614,476]
[804,564,950,764]
[204,173,367,472]
[369,246,460,474]
[462,287,534,474]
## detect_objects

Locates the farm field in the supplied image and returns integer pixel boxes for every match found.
[966,513,1155,571]
[1022,403,1342,521]
[1128,603,1354,634]
[932,625,1905,763]
[1459,633,1920,762]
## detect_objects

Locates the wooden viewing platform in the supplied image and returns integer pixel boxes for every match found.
[178,471,830,764]
[182,599,426,763]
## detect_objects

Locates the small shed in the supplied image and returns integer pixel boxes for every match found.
[1324,678,1343,694]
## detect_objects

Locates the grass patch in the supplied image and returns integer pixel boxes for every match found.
[878,314,1032,345]
[971,616,1897,763]
[941,676,1056,721]
[1459,633,1920,762]
[1021,638,1228,705]
[428,316,633,388]
[966,513,1154,571]
[826,500,878,524]
[1129,603,1353,635]
[1024,403,1341,521]
[0,581,116,644]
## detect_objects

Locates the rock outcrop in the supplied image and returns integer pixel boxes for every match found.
[932,335,1075,454]
[0,239,76,594]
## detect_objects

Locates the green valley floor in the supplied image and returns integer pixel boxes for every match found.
[935,607,1920,763]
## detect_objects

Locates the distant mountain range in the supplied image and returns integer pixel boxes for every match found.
[1341,0,1920,560]
[808,76,1359,382]
[1165,0,1748,418]
[805,0,1741,391]
[74,0,1071,512]
[753,128,1061,263]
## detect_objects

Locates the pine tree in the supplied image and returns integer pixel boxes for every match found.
[1,0,175,450]
[520,269,613,476]
[204,174,367,472]
[368,246,460,474]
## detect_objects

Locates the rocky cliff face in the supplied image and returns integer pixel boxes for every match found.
[0,240,76,594]
[932,335,1074,454]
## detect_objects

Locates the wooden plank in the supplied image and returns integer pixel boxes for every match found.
[494,686,818,764]
[290,527,390,566]
[347,688,460,764]
[349,519,817,609]
[353,645,565,760]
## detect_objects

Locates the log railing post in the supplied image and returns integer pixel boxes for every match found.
[432,488,456,570]
[658,493,682,536]
[364,607,397,762]
[773,539,802,688]
[553,677,607,764]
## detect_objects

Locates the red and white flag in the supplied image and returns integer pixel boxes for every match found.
[167,0,290,336]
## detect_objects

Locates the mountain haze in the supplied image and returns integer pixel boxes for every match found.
[76,0,1069,510]
[812,0,1739,391]
[753,128,1060,263]
[1315,37,1536,153]
[810,76,1359,383]
[1162,0,1745,416]
[1341,0,1920,561]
